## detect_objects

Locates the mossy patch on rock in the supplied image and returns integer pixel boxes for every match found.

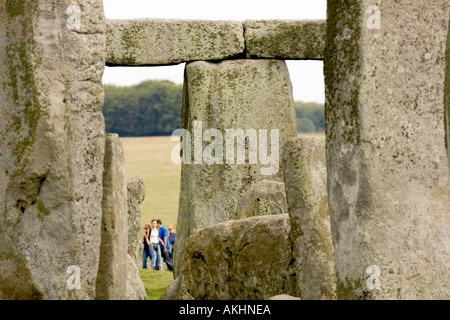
[106,19,245,66]
[244,20,326,60]
[181,215,297,300]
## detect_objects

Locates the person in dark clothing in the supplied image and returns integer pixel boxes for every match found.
[168,225,176,260]
[142,224,151,269]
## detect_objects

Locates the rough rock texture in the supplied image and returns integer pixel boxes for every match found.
[446,15,450,170]
[174,59,297,276]
[181,214,298,300]
[266,294,301,300]
[282,136,337,300]
[126,255,147,300]
[106,19,245,66]
[95,134,128,300]
[0,0,106,299]
[126,175,145,260]
[236,180,288,219]
[325,1,450,299]
[244,20,325,60]
[162,275,195,301]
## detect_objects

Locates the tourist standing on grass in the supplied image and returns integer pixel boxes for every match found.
[142,224,151,269]
[168,225,176,260]
[157,219,173,272]
[150,219,162,271]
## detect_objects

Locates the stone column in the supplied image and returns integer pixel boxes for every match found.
[282,136,337,300]
[95,134,128,300]
[325,0,450,299]
[446,15,450,172]
[0,0,106,299]
[126,175,146,262]
[174,59,297,276]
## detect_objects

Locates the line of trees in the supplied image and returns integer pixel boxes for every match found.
[103,80,324,136]
[103,80,183,136]
[294,101,325,133]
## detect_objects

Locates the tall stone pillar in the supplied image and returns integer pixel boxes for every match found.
[282,136,337,300]
[95,134,128,300]
[446,15,450,171]
[174,59,297,276]
[0,1,106,299]
[126,175,146,263]
[325,1,450,299]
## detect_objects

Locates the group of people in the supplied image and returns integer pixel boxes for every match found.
[142,219,176,272]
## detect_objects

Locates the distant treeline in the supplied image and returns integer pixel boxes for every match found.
[294,101,325,133]
[103,80,182,137]
[103,80,324,136]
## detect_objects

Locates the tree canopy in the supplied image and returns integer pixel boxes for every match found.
[103,80,183,137]
[294,101,325,133]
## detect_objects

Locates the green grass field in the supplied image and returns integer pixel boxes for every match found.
[121,136,181,231]
[139,269,174,300]
[121,136,180,300]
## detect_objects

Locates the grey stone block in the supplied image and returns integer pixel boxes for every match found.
[0,0,106,300]
[282,136,337,300]
[244,20,325,59]
[173,59,297,277]
[325,0,450,299]
[106,19,245,66]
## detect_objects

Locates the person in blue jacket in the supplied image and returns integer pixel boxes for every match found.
[157,219,173,272]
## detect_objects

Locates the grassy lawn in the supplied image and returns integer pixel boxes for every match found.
[121,136,179,300]
[139,268,174,300]
[121,136,181,230]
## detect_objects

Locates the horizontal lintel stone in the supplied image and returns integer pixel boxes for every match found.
[244,19,326,60]
[106,18,245,66]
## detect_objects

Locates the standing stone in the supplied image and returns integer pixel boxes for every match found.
[181,214,297,300]
[325,1,450,299]
[0,0,106,299]
[174,59,297,276]
[95,134,128,300]
[126,175,146,261]
[446,15,450,171]
[125,255,147,300]
[162,275,195,301]
[282,136,337,300]
[236,180,288,219]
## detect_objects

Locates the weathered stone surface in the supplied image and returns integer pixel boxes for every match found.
[106,19,245,66]
[95,134,128,300]
[236,180,288,219]
[0,0,106,299]
[181,214,298,300]
[244,20,325,60]
[162,275,195,301]
[174,59,297,276]
[446,15,450,170]
[126,255,147,300]
[282,136,337,300]
[325,1,450,299]
[266,294,301,300]
[126,175,145,260]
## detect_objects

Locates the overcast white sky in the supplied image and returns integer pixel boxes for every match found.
[102,0,327,103]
